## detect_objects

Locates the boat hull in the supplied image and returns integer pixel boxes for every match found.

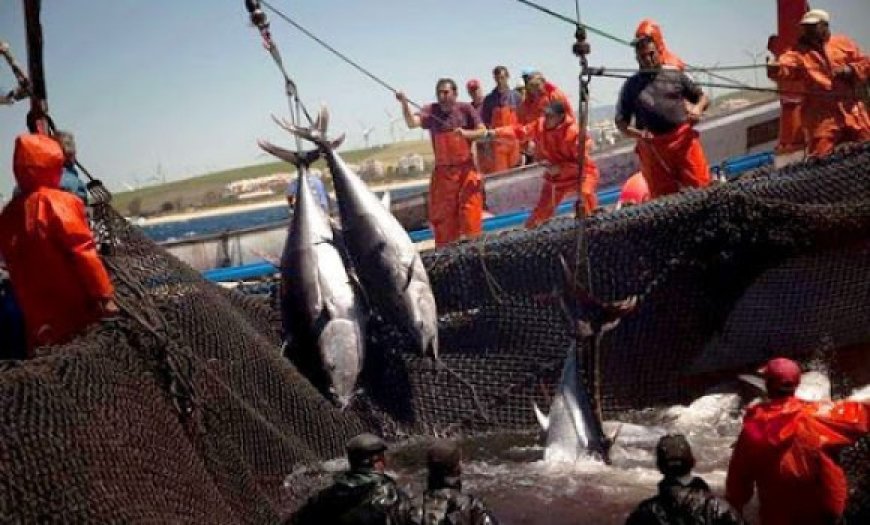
[160,101,782,271]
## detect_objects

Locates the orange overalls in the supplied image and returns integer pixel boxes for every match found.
[429,132,483,246]
[495,115,599,227]
[634,19,686,71]
[0,134,114,352]
[478,100,521,174]
[773,35,870,157]
[768,1,810,154]
[726,397,870,525]
[636,123,711,198]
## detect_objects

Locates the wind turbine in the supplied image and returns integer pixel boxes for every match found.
[359,121,375,149]
[385,108,404,144]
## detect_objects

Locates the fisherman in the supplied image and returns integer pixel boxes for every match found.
[457,99,599,225]
[396,79,485,246]
[767,1,810,157]
[626,434,745,525]
[514,80,526,102]
[466,79,484,114]
[286,169,330,213]
[411,440,498,525]
[615,36,712,199]
[478,66,522,174]
[291,433,413,524]
[725,357,870,525]
[54,131,89,205]
[634,19,685,71]
[766,9,870,158]
[0,134,118,353]
[517,71,573,126]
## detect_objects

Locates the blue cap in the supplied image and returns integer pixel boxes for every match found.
[521,67,538,78]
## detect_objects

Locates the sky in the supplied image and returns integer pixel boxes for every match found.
[1,0,868,196]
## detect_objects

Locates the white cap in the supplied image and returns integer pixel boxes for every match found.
[800,9,830,25]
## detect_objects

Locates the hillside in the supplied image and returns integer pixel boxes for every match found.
[114,139,433,217]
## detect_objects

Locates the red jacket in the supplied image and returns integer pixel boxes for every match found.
[0,134,114,352]
[725,396,869,525]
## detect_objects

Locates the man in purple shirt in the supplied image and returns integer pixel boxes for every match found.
[478,66,523,173]
[396,78,486,246]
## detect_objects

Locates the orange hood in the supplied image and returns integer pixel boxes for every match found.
[13,134,65,194]
[635,19,668,55]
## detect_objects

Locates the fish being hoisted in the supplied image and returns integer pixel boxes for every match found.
[266,106,439,358]
[258,115,367,408]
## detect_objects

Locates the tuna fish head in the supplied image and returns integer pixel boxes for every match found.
[319,319,365,408]
[406,279,439,358]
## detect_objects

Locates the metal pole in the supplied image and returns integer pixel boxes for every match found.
[22,0,48,133]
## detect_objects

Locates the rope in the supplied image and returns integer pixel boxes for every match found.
[510,0,755,91]
[591,69,861,101]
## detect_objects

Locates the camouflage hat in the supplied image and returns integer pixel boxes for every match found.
[346,433,387,467]
[655,434,695,476]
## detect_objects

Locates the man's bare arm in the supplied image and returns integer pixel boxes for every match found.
[395,91,421,129]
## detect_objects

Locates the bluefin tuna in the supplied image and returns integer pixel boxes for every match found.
[272,109,439,358]
[258,136,366,408]
[534,341,609,462]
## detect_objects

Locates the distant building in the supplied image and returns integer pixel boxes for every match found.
[398,153,426,175]
[359,159,386,180]
[224,172,295,197]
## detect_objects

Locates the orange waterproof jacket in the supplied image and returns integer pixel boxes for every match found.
[725,397,870,525]
[635,19,685,71]
[0,134,114,351]
[772,35,870,155]
[495,115,598,184]
[518,82,574,125]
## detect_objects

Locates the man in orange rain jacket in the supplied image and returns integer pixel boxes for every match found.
[768,1,809,155]
[517,71,573,126]
[459,100,599,227]
[397,79,485,246]
[0,134,118,352]
[634,19,685,71]
[616,37,711,199]
[478,65,523,174]
[767,9,870,158]
[726,357,870,525]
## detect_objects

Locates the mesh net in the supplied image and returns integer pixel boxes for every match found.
[0,143,868,522]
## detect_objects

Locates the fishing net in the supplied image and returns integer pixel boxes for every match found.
[0,142,868,522]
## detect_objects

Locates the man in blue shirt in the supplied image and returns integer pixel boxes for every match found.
[285,169,330,213]
[55,131,89,205]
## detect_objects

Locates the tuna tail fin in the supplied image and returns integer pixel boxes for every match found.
[533,402,550,432]
[313,103,329,136]
[272,114,346,150]
[257,139,320,166]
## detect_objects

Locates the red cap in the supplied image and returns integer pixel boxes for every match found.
[466,79,481,91]
[758,357,801,387]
